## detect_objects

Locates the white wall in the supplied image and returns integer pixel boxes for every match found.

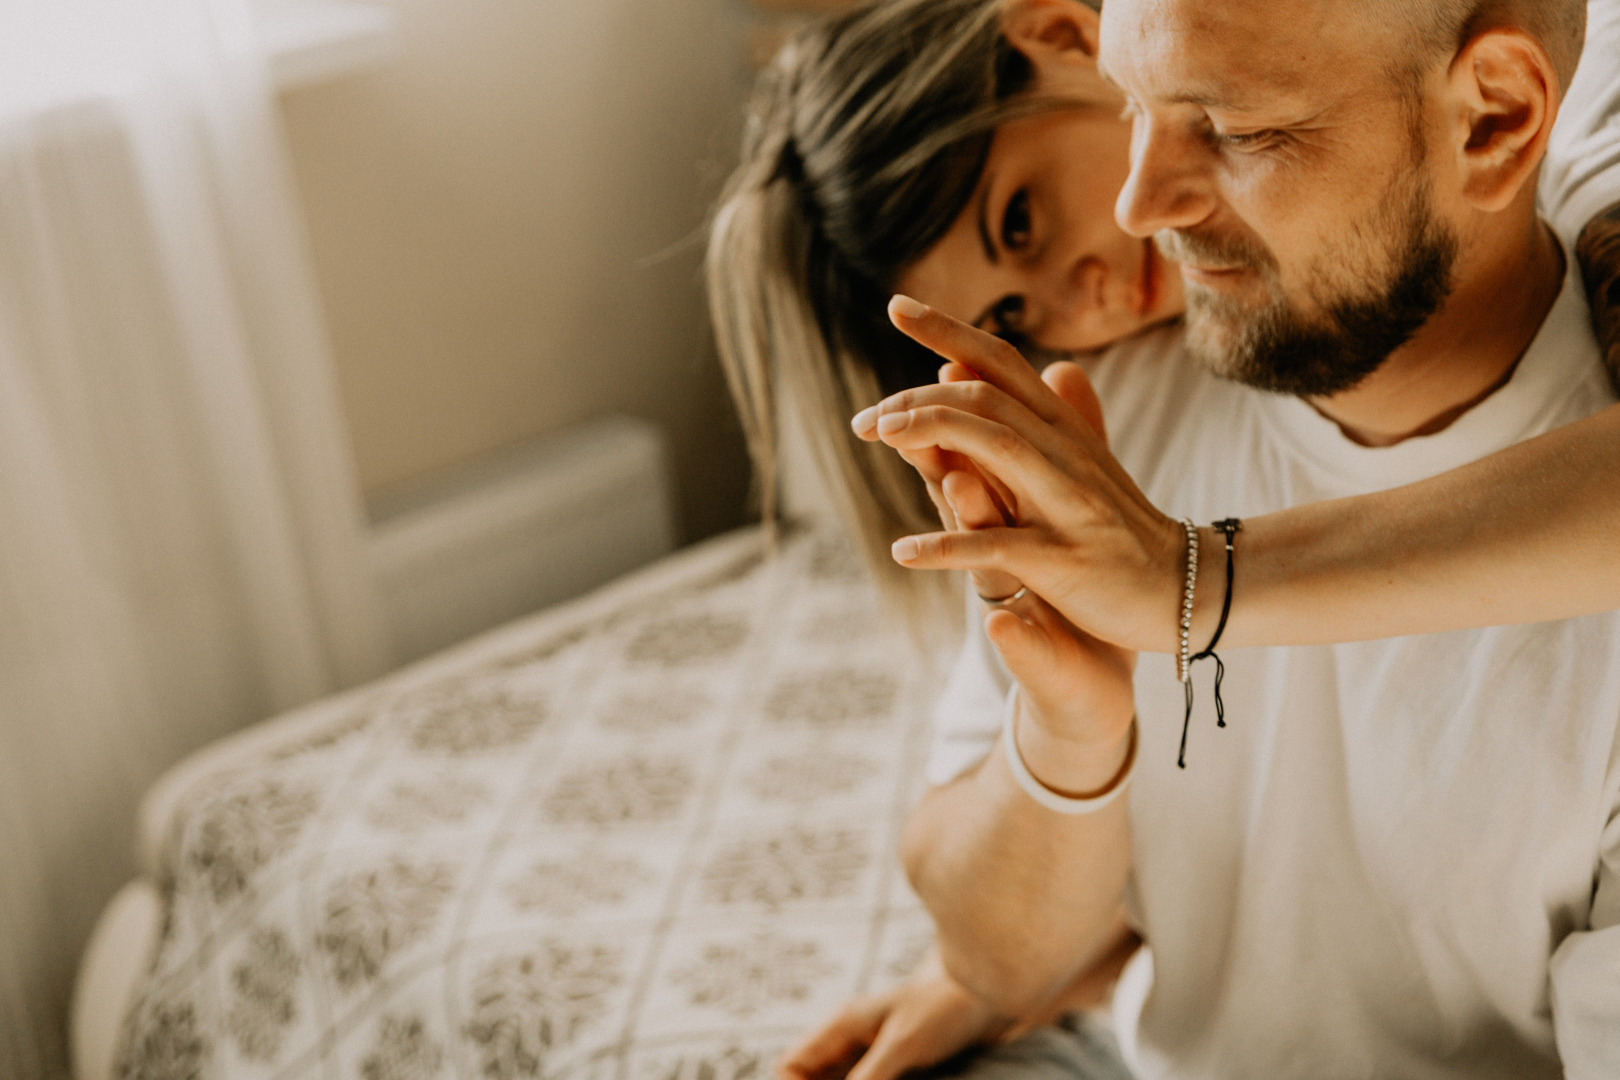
[277,0,755,540]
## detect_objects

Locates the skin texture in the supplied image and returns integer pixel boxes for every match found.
[780,1,1604,1077]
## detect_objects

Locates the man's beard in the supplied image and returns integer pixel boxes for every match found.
[1159,174,1459,398]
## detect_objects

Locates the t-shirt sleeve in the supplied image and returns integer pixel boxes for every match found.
[1541,0,1620,243]
[1547,802,1620,1077]
[926,590,1013,786]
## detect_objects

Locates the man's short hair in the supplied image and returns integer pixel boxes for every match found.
[1378,0,1586,88]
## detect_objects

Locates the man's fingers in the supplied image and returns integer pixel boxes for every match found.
[843,1024,920,1080]
[943,471,1023,603]
[942,470,1003,531]
[778,1000,883,1080]
[1042,362,1107,446]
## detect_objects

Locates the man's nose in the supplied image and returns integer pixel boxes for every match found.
[1115,114,1216,238]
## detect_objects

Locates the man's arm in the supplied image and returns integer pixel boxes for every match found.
[901,697,1133,1015]
[862,325,1142,1014]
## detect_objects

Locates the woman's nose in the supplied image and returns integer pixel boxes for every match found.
[1031,256,1115,340]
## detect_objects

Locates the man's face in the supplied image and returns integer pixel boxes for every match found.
[1099,0,1459,396]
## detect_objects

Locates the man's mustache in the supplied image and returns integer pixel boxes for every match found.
[1154,229,1275,273]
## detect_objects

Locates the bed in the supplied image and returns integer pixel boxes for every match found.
[75,523,949,1080]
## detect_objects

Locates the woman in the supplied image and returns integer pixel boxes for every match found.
[708,0,1177,623]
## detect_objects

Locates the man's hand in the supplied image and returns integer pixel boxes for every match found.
[777,957,1006,1080]
[938,418,1136,772]
[851,296,1190,654]
[1577,200,1620,392]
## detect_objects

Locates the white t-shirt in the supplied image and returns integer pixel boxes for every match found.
[930,246,1620,1080]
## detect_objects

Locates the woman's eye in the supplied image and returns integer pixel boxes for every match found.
[991,295,1026,336]
[1001,190,1032,251]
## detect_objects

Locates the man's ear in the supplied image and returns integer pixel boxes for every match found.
[1001,0,1102,66]
[1447,26,1560,213]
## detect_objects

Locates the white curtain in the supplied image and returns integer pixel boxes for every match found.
[0,2,392,1075]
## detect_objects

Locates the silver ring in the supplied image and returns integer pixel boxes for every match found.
[977,585,1029,608]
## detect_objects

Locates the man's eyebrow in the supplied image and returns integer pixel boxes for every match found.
[1165,87,1252,109]
[1097,58,1257,113]
[975,178,997,266]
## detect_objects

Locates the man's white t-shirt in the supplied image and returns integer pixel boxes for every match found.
[930,247,1620,1080]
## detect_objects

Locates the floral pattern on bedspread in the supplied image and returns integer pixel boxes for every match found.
[117,528,942,1080]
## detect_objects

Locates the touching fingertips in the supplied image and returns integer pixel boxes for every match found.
[876,411,911,436]
[850,405,879,434]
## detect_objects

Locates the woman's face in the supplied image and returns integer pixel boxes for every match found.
[896,101,1185,353]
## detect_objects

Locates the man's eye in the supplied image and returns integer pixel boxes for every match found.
[1002,190,1032,251]
[1216,129,1276,150]
[991,295,1027,336]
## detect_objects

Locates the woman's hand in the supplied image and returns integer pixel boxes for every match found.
[777,955,1007,1080]
[852,296,1189,654]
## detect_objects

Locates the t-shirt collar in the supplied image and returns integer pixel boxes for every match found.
[1255,230,1599,490]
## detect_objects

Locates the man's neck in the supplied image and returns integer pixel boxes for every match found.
[1306,217,1566,448]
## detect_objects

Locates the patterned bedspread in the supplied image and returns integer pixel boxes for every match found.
[116,525,948,1080]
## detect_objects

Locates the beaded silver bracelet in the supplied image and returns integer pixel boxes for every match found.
[1177,518,1199,683]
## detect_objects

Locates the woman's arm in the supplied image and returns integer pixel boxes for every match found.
[863,278,1620,654]
[1227,375,1620,646]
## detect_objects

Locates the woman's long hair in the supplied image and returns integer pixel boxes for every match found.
[707,0,1049,621]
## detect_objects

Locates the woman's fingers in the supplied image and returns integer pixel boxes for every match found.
[869,407,1079,517]
[887,295,1068,426]
[891,526,1040,580]
[853,379,1059,455]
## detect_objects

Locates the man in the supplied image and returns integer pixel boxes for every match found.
[784,1,1620,1078]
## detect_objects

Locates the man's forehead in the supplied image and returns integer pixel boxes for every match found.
[1098,0,1374,108]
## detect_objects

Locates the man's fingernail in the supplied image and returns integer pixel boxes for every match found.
[892,537,920,561]
[851,405,878,433]
[890,294,928,320]
[876,411,910,435]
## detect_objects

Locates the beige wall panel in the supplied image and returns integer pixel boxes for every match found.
[278,0,754,540]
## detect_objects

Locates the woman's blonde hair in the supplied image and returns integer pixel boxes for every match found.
[707,0,1057,621]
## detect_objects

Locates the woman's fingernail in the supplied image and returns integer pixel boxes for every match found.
[851,406,879,433]
[892,537,920,561]
[876,411,910,435]
[890,294,928,320]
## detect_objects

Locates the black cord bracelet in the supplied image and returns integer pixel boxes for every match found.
[1178,518,1242,769]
